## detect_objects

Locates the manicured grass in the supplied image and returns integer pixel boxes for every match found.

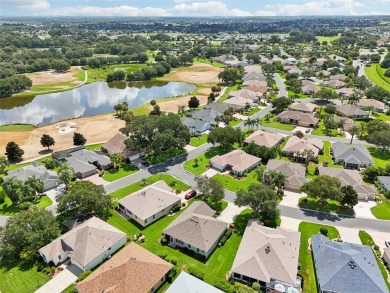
[213,171,260,193]
[259,116,295,131]
[190,134,208,147]
[85,63,147,83]
[365,63,390,93]
[102,164,139,182]
[84,143,103,150]
[146,148,186,165]
[229,119,242,126]
[0,258,51,293]
[109,174,190,200]
[316,34,341,44]
[359,231,390,291]
[0,192,53,215]
[371,198,390,220]
[243,107,261,116]
[375,113,390,121]
[194,58,225,68]
[195,196,228,212]
[298,197,354,216]
[0,124,36,132]
[298,222,339,293]
[61,284,76,293]
[183,146,227,176]
[311,120,345,137]
[318,141,342,168]
[218,84,239,103]
[36,196,53,209]
[366,146,390,168]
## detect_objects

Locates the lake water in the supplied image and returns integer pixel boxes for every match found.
[0,81,196,126]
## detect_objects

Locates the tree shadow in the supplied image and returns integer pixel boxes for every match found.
[38,149,53,155]
[233,210,256,235]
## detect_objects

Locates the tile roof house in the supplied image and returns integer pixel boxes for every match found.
[166,272,224,293]
[118,181,181,227]
[231,220,301,292]
[180,117,212,135]
[186,109,223,125]
[288,102,317,113]
[322,80,345,89]
[229,89,261,101]
[243,80,268,87]
[336,104,369,118]
[301,84,320,95]
[311,233,388,293]
[76,242,172,293]
[244,130,284,148]
[101,133,144,162]
[332,116,357,132]
[52,146,111,179]
[4,161,60,191]
[39,217,126,271]
[377,176,390,192]
[357,99,388,113]
[335,88,356,98]
[163,201,227,259]
[318,167,376,200]
[210,150,262,176]
[265,159,309,191]
[243,73,267,82]
[329,74,346,81]
[331,142,374,169]
[223,96,255,109]
[282,136,324,159]
[277,110,319,128]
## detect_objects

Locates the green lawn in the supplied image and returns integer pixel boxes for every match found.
[318,141,341,168]
[183,146,227,176]
[311,120,345,137]
[298,222,339,293]
[359,231,390,291]
[102,164,139,182]
[218,84,239,103]
[109,174,190,200]
[84,143,104,150]
[195,196,228,212]
[229,119,242,127]
[61,284,76,293]
[194,58,225,68]
[365,64,390,93]
[259,116,295,131]
[0,193,53,215]
[0,258,51,293]
[316,34,341,44]
[298,197,354,216]
[213,171,259,193]
[371,198,390,220]
[0,124,36,132]
[190,134,208,147]
[375,113,390,122]
[366,146,390,168]
[243,107,261,116]
[146,148,186,165]
[85,63,147,83]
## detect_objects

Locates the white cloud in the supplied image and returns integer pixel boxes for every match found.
[49,5,168,16]
[2,0,50,10]
[174,0,191,3]
[170,1,251,16]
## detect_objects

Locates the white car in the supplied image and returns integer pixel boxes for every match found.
[385,240,390,248]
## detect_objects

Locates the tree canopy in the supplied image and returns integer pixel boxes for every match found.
[207,127,243,151]
[301,175,343,202]
[195,175,224,203]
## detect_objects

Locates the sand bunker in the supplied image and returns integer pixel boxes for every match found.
[56,122,77,134]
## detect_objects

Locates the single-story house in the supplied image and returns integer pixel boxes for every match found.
[225,60,249,67]
[243,73,267,82]
[205,102,241,113]
[163,201,227,259]
[39,217,126,271]
[243,80,267,87]
[335,88,356,99]
[231,220,301,292]
[166,272,224,293]
[76,242,172,293]
[377,176,390,192]
[288,102,317,114]
[329,74,346,81]
[180,117,212,135]
[282,136,324,159]
[302,84,320,95]
[383,248,390,267]
[277,110,319,128]
[244,65,263,74]
[244,130,284,149]
[118,181,181,227]
[223,96,256,109]
[210,150,262,176]
[357,99,388,113]
[101,133,144,162]
[319,167,376,200]
[4,161,60,191]
[229,89,260,101]
[331,141,374,169]
[322,80,345,89]
[265,159,309,191]
[186,109,223,125]
[244,85,268,95]
[328,55,346,62]
[311,234,388,293]
[332,116,357,132]
[336,104,369,118]
[52,146,111,179]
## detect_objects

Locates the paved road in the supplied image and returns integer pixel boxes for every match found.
[273,73,288,97]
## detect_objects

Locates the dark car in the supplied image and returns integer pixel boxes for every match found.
[185,190,197,200]
[305,128,310,133]
[141,160,150,167]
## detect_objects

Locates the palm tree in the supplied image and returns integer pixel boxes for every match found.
[177,105,186,114]
[348,93,360,105]
[244,118,253,130]
[349,125,361,144]
[339,119,346,134]
[26,176,44,198]
[303,149,315,165]
[110,153,123,170]
[0,156,9,174]
[273,171,286,193]
[2,177,23,203]
[359,122,366,139]
[58,163,75,189]
[21,183,35,200]
[254,118,260,129]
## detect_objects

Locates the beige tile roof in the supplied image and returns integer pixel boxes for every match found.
[229,89,260,100]
[243,80,268,87]
[231,220,300,285]
[244,130,284,148]
[211,150,262,172]
[277,110,319,125]
[357,99,386,110]
[223,96,254,107]
[336,104,369,117]
[163,201,227,251]
[332,116,356,131]
[244,85,268,94]
[118,181,181,221]
[288,102,317,113]
[335,87,355,96]
[76,243,172,293]
[282,136,323,157]
[301,84,320,94]
[266,159,309,187]
[39,217,126,267]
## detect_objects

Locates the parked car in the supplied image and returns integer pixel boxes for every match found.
[305,128,310,133]
[385,240,390,248]
[185,190,197,200]
[141,160,150,167]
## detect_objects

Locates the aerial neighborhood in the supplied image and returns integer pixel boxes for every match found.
[1,14,390,293]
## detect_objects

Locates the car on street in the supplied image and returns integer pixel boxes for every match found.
[185,190,197,200]
[385,240,390,248]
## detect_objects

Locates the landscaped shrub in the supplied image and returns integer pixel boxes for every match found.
[214,280,233,293]
[175,188,182,194]
[171,204,181,213]
[314,166,319,175]
[374,245,380,251]
[157,250,168,259]
[161,237,168,246]
[169,180,176,187]
[252,282,261,291]
[42,159,55,170]
[78,270,92,281]
[225,229,233,239]
[187,266,205,280]
[320,227,328,236]
[302,198,308,204]
[167,266,177,283]
[168,256,177,265]
[219,236,227,245]
[126,236,131,242]
[19,201,33,210]
[181,202,186,207]
[0,191,5,204]
[42,267,51,274]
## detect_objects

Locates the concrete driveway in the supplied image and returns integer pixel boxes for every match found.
[201,168,219,178]
[218,202,246,224]
[82,174,108,185]
[0,215,10,227]
[293,126,312,134]
[280,216,301,231]
[279,190,306,208]
[338,226,361,244]
[35,264,82,293]
[354,201,376,219]
[368,230,390,253]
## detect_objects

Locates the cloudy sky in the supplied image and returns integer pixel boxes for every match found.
[2,0,390,17]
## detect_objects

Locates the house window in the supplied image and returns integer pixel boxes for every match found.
[135,215,137,219]
[243,275,250,282]
[58,255,61,260]
[127,209,132,215]
[153,215,156,219]
[145,220,147,224]
[188,244,191,248]
[197,248,199,252]
[108,247,111,251]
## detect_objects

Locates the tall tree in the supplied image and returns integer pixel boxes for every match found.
[40,134,55,151]
[58,163,75,189]
[195,175,224,203]
[5,141,24,163]
[349,125,361,144]
[340,185,358,208]
[73,132,87,146]
[25,176,44,198]
[188,96,200,109]
[110,153,123,169]
[207,127,243,151]
[1,177,23,203]
[301,175,343,203]
[0,156,10,174]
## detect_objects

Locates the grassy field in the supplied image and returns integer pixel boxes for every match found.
[0,193,53,215]
[316,34,341,44]
[298,197,354,216]
[358,231,390,291]
[371,198,390,220]
[213,171,259,193]
[311,120,345,137]
[85,63,147,83]
[183,146,227,175]
[0,124,36,132]
[375,113,390,121]
[194,57,225,68]
[229,119,242,127]
[259,116,295,131]
[102,164,139,182]
[365,64,390,93]
[366,146,390,168]
[243,107,261,116]
[145,148,186,165]
[298,222,339,293]
[84,143,104,150]
[190,134,208,147]
[218,84,239,103]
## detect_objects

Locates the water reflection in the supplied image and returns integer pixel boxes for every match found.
[0,81,196,126]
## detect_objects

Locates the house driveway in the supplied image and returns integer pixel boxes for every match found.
[218,202,246,224]
[201,168,219,178]
[338,227,361,244]
[233,113,247,120]
[279,190,306,208]
[293,126,311,133]
[280,216,301,231]
[82,174,108,186]
[354,201,376,219]
[184,144,197,152]
[368,230,390,253]
[35,264,82,293]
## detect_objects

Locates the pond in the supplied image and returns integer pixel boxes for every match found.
[0,80,196,126]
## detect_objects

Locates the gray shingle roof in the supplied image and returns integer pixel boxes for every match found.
[166,272,224,293]
[332,142,374,165]
[378,176,390,192]
[180,117,209,134]
[187,109,222,124]
[266,160,309,187]
[312,234,388,293]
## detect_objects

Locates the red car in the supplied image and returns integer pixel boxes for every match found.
[185,190,197,200]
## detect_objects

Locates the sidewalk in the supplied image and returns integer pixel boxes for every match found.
[35,264,82,293]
